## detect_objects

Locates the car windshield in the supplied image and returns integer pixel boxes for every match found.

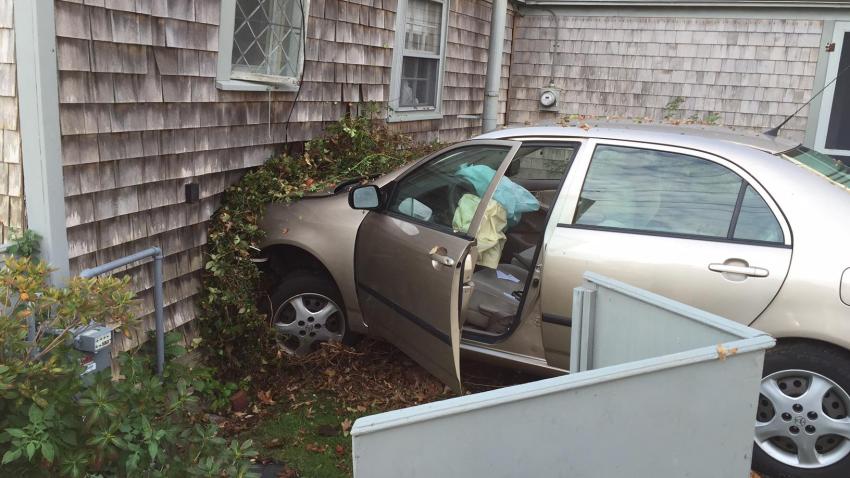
[778,146,850,191]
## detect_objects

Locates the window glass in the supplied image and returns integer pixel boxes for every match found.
[733,186,784,243]
[508,145,576,181]
[400,57,439,107]
[232,0,304,79]
[575,145,742,238]
[405,0,442,54]
[389,146,511,232]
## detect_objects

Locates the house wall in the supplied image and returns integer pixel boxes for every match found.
[0,0,24,243]
[509,11,824,142]
[52,0,511,347]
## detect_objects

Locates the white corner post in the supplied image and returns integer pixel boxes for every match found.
[482,0,508,133]
[15,0,69,282]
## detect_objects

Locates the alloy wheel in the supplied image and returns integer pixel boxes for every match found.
[755,369,850,469]
[272,293,345,355]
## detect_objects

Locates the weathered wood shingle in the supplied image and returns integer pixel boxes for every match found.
[0,0,24,241]
[509,14,821,140]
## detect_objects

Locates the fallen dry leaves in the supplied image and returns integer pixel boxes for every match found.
[340,418,352,437]
[305,442,328,453]
[255,338,535,413]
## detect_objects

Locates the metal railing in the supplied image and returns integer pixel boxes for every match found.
[80,247,166,376]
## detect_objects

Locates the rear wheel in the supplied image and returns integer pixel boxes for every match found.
[753,341,850,477]
[269,271,354,356]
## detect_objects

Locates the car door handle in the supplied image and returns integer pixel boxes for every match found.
[429,247,455,267]
[708,263,769,278]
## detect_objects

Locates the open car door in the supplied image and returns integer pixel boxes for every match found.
[353,141,522,392]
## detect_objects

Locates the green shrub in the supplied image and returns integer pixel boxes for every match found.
[199,107,441,377]
[0,256,256,477]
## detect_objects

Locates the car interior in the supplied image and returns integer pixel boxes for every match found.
[461,144,577,336]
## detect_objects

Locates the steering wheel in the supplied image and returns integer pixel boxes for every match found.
[448,177,475,208]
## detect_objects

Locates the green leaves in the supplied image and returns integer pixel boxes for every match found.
[1,257,258,476]
[2,448,21,464]
[41,441,54,462]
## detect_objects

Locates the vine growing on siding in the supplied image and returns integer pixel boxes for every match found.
[198,106,440,378]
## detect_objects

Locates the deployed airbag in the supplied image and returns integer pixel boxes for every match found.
[452,193,507,269]
[455,165,540,226]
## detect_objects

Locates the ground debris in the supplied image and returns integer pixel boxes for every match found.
[253,338,534,412]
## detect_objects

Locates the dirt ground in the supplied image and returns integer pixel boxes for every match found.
[216,339,764,478]
[217,338,535,477]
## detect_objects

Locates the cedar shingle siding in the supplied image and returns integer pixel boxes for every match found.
[509,15,822,141]
[0,0,23,243]
[53,0,512,346]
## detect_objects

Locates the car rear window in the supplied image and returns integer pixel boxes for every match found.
[779,146,850,191]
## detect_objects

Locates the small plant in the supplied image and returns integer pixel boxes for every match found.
[663,96,685,120]
[704,111,721,125]
[0,257,256,477]
[6,229,41,258]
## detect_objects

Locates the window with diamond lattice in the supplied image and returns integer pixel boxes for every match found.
[231,0,304,83]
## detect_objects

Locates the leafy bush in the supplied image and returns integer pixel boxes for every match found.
[199,107,440,377]
[0,256,256,477]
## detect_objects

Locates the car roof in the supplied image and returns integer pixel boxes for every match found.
[473,121,800,155]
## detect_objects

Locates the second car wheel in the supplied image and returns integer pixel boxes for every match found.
[269,270,354,356]
[753,341,850,477]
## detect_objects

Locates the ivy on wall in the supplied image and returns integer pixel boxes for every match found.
[198,108,440,378]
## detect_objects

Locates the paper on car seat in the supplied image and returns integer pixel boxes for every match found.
[496,270,520,283]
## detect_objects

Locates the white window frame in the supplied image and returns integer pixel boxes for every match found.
[814,21,850,156]
[216,0,309,92]
[388,0,450,123]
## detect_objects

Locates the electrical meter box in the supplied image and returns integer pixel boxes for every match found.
[75,326,112,353]
[72,326,113,378]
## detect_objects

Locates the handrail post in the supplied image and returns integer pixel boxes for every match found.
[80,247,166,377]
[153,250,165,376]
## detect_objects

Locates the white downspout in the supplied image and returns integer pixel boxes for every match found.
[482,0,508,133]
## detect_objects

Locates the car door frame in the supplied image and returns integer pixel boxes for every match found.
[458,139,586,351]
[354,139,524,391]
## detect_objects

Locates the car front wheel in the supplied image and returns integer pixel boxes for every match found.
[753,341,850,477]
[269,271,354,356]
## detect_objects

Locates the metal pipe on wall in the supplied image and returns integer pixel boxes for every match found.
[80,247,166,376]
[482,0,508,133]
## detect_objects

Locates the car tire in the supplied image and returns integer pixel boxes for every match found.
[752,341,850,478]
[268,270,357,356]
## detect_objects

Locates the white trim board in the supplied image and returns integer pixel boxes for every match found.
[14,0,70,283]
[814,21,850,156]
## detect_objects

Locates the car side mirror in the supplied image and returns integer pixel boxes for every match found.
[348,184,382,210]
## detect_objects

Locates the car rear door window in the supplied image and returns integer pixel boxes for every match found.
[575,145,742,239]
[732,185,784,243]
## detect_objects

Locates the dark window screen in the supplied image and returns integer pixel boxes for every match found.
[825,33,850,150]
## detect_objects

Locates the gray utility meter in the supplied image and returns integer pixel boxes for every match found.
[72,325,113,376]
